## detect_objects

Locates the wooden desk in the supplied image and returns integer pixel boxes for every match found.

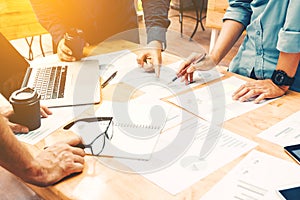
[205,0,228,53]
[0,0,47,40]
[26,40,300,200]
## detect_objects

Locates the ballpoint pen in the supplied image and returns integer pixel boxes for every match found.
[101,71,117,89]
[168,53,207,85]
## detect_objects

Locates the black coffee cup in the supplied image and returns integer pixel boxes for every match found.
[64,28,85,60]
[9,87,41,131]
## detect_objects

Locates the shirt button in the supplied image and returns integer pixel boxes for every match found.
[257,49,262,55]
[256,31,260,35]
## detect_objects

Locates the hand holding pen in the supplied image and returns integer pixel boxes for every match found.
[173,53,216,85]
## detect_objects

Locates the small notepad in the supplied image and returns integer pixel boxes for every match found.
[71,101,170,160]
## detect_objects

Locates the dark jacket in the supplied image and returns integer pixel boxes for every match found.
[30,0,170,48]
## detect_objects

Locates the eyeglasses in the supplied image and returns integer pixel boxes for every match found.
[64,117,114,156]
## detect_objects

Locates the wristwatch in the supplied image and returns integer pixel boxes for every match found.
[271,70,295,86]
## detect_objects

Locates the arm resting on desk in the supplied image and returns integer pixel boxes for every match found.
[0,115,85,187]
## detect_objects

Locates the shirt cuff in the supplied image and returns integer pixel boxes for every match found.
[277,28,300,53]
[223,7,251,27]
[146,26,167,45]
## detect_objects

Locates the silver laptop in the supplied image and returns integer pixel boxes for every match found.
[0,33,101,107]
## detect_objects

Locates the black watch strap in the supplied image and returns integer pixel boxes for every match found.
[271,70,295,86]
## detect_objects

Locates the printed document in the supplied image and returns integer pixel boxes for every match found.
[201,150,300,200]
[91,51,223,99]
[167,76,274,122]
[258,110,300,147]
[16,106,89,144]
[121,117,257,195]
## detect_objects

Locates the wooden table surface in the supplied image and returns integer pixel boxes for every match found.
[26,40,300,200]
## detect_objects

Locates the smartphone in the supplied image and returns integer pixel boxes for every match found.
[277,184,300,200]
[284,144,300,164]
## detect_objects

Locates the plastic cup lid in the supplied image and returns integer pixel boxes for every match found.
[9,87,40,104]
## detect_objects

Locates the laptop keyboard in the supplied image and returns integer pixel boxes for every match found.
[32,66,68,100]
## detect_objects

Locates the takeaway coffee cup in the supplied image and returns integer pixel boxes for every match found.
[9,87,41,131]
[64,28,85,60]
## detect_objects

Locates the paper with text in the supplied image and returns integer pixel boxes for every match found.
[167,76,274,122]
[201,150,300,200]
[137,119,257,195]
[93,51,223,99]
[258,110,300,147]
[16,106,89,144]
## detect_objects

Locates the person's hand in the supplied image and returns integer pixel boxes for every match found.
[177,53,216,84]
[136,40,163,77]
[0,105,52,133]
[57,38,89,62]
[0,106,28,133]
[40,105,52,118]
[29,135,85,186]
[232,79,287,104]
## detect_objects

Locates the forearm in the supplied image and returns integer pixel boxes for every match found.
[275,52,300,91]
[142,0,171,44]
[277,52,300,76]
[0,116,45,185]
[211,19,245,64]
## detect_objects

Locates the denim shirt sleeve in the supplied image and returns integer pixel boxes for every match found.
[223,0,253,27]
[142,0,171,44]
[277,0,300,53]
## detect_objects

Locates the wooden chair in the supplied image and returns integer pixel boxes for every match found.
[0,0,49,60]
[170,0,208,40]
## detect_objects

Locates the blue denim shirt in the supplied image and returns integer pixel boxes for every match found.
[224,0,300,92]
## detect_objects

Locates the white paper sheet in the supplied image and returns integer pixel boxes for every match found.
[93,51,223,99]
[258,110,300,147]
[133,119,258,195]
[16,105,89,144]
[71,99,195,160]
[83,49,131,76]
[167,76,274,122]
[201,150,300,200]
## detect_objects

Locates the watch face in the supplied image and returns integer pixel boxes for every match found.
[274,72,285,85]
[271,70,295,86]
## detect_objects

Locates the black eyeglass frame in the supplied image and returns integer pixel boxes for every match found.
[64,117,114,156]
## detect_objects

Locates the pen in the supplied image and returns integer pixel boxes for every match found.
[168,53,207,84]
[101,71,117,89]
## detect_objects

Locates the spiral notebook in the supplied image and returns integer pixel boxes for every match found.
[70,101,169,160]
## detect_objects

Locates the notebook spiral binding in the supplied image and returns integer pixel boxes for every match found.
[113,122,161,130]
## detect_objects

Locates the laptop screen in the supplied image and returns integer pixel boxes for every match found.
[0,33,29,99]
